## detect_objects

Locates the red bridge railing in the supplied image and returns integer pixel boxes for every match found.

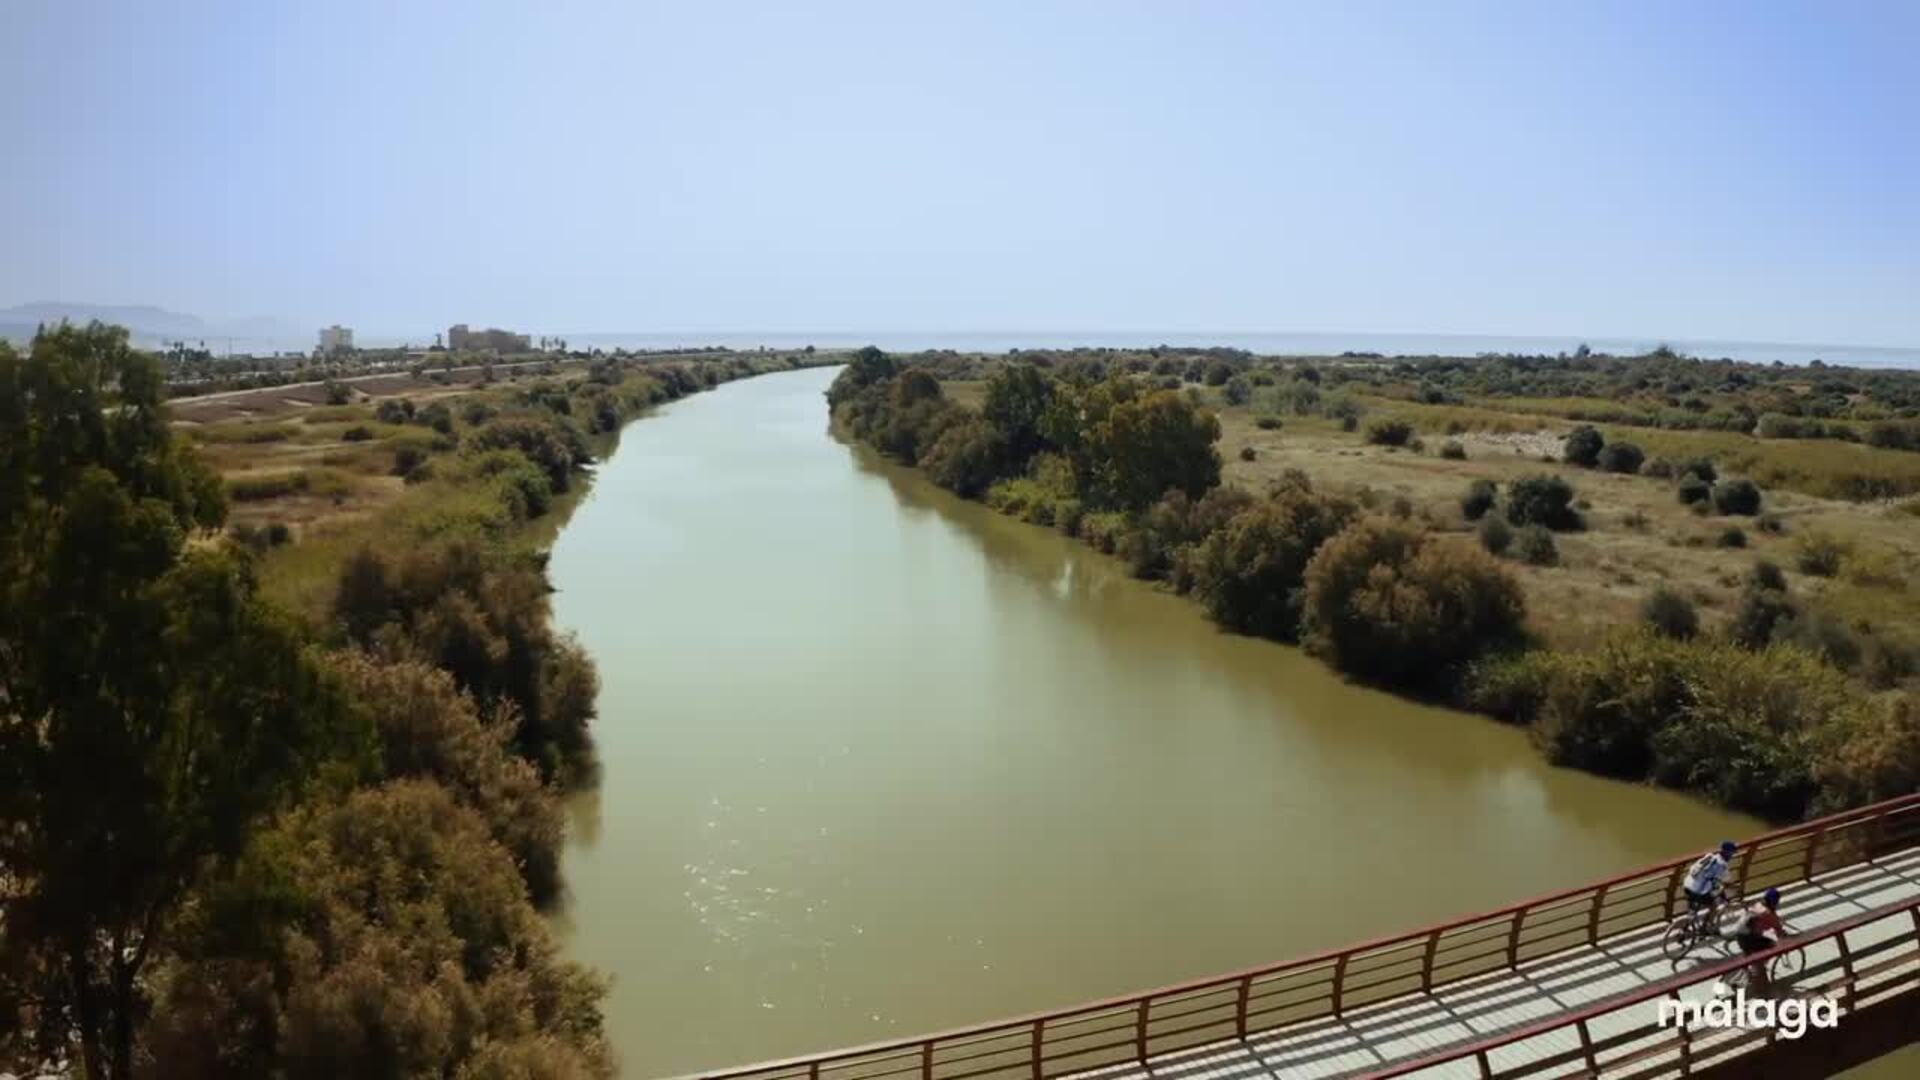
[671,792,1920,1080]
[1361,891,1920,1079]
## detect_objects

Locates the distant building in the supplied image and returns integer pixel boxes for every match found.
[317,325,354,354]
[448,323,530,353]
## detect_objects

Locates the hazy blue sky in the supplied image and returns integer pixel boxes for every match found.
[4,1,1916,345]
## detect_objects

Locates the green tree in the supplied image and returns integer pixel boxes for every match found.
[1186,481,1355,639]
[0,325,364,1080]
[980,363,1056,465]
[1091,388,1222,510]
[1300,521,1527,689]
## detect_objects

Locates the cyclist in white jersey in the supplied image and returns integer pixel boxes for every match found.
[1681,840,1737,914]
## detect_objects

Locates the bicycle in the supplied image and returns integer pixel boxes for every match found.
[1661,887,1742,960]
[1724,939,1805,991]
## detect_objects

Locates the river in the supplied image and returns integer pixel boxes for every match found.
[550,365,1788,1075]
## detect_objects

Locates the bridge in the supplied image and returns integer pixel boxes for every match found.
[677,793,1920,1080]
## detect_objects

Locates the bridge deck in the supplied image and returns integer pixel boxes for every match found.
[1069,848,1920,1080]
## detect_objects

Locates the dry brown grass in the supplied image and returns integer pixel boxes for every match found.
[1211,398,1919,651]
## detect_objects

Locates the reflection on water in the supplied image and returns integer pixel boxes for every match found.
[549,366,1758,1077]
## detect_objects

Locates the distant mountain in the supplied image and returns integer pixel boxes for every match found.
[0,302,307,348]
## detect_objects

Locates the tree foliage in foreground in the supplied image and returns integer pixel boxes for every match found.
[0,325,367,1080]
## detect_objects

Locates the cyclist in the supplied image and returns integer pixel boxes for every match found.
[1732,887,1794,994]
[1681,840,1738,921]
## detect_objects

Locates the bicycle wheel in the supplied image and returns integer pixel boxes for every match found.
[1661,916,1698,960]
[1771,948,1805,983]
[1714,901,1746,938]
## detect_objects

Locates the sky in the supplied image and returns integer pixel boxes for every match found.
[3,0,1917,346]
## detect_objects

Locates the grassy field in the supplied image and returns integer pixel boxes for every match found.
[1207,390,1920,658]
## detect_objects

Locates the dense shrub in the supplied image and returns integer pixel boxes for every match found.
[1717,526,1747,548]
[147,780,612,1080]
[1515,524,1558,566]
[1524,631,1843,815]
[1185,481,1356,639]
[1562,425,1604,467]
[922,415,1010,498]
[1749,559,1788,592]
[1712,478,1763,515]
[1812,694,1920,810]
[1597,441,1644,474]
[341,424,374,442]
[1300,522,1527,690]
[1460,478,1497,521]
[1364,418,1413,447]
[1477,515,1513,555]
[1255,415,1282,431]
[1238,446,1257,462]
[1641,587,1699,640]
[1439,440,1467,460]
[1676,474,1712,505]
[1223,375,1252,405]
[1504,474,1580,530]
[1729,583,1796,649]
[331,540,599,787]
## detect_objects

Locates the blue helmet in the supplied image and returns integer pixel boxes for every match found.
[1764,887,1781,907]
[1720,840,1737,856]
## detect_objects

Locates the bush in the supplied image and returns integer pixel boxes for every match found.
[1640,457,1674,479]
[922,416,1009,499]
[1813,695,1920,810]
[1641,587,1699,640]
[1504,474,1580,530]
[1711,478,1763,515]
[1477,515,1513,555]
[1460,479,1497,522]
[1526,631,1843,815]
[1563,425,1605,467]
[1223,375,1252,406]
[1676,475,1712,505]
[1255,415,1282,431]
[1748,559,1787,592]
[1439,440,1467,460]
[1678,457,1718,485]
[1716,526,1747,549]
[1186,482,1357,640]
[1238,446,1257,462]
[1203,361,1234,387]
[1597,441,1645,474]
[1795,531,1850,577]
[1340,414,1359,433]
[1729,584,1796,649]
[1515,524,1558,566]
[392,444,429,479]
[341,425,374,442]
[1300,522,1528,690]
[1364,419,1413,447]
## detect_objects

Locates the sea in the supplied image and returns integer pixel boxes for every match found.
[557,331,1920,369]
[108,329,1920,370]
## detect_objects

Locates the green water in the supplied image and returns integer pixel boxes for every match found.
[549,365,1763,1076]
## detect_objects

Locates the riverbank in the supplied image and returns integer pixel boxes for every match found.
[177,352,841,621]
[831,349,1918,825]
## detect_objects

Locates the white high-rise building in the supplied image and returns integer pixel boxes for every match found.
[317,325,354,354]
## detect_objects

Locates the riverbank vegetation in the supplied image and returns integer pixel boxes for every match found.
[1,322,829,1078]
[833,345,1920,823]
